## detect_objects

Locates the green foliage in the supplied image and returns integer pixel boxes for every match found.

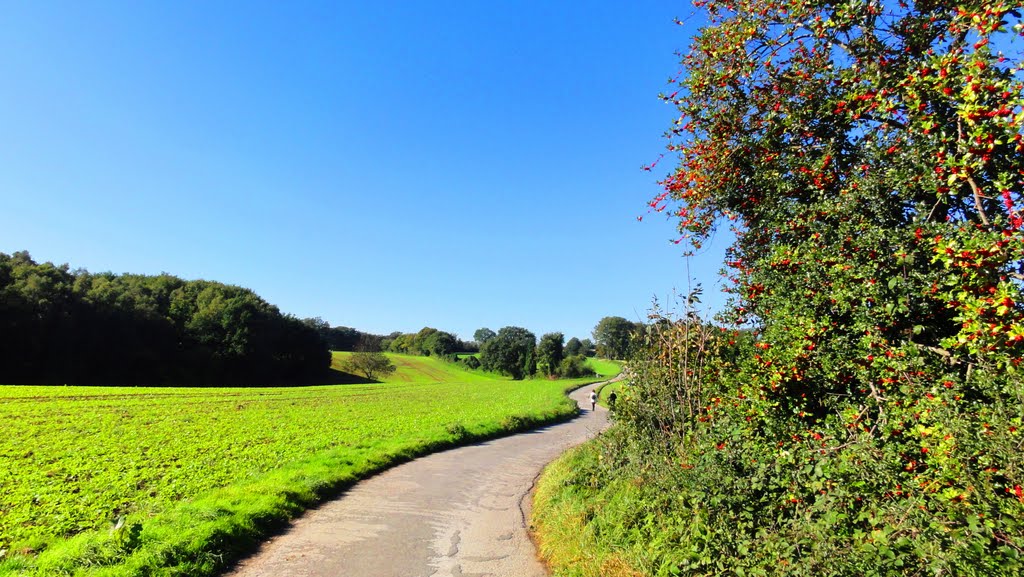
[473,327,497,345]
[558,355,590,378]
[479,326,537,379]
[538,1,1024,574]
[0,252,328,385]
[580,338,596,357]
[0,354,581,576]
[303,319,382,352]
[341,351,396,380]
[537,332,566,377]
[564,336,584,357]
[592,316,641,359]
[385,327,462,357]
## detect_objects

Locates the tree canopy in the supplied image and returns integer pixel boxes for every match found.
[479,326,537,380]
[0,251,329,385]
[382,327,466,357]
[536,332,565,377]
[473,327,497,345]
[592,316,641,359]
[564,336,584,357]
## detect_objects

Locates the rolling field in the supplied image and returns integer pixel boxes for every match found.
[0,354,616,576]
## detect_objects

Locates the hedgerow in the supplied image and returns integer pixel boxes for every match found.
[537,1,1024,574]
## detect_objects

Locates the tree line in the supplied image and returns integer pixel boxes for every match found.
[1,250,638,386]
[0,251,329,385]
[472,320,630,380]
[338,319,636,382]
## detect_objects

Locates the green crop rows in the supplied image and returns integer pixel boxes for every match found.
[0,354,611,575]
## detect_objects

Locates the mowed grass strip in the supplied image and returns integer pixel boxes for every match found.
[0,353,608,576]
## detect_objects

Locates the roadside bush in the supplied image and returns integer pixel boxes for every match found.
[557,355,590,379]
[540,309,1024,576]
[538,1,1024,574]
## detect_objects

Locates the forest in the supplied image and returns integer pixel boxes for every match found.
[0,251,329,385]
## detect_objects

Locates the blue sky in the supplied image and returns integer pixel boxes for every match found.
[0,0,728,342]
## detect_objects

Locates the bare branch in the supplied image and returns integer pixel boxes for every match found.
[926,198,944,223]
[966,174,991,226]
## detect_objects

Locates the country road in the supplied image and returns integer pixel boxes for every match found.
[225,382,611,577]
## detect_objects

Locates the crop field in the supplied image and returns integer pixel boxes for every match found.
[0,354,615,576]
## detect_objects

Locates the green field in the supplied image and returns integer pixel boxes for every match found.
[586,358,621,379]
[0,354,615,576]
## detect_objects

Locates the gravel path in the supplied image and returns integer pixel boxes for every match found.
[225,382,610,577]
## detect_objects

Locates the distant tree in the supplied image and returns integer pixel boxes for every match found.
[354,335,383,352]
[302,316,330,332]
[354,332,384,352]
[341,350,396,381]
[480,326,536,380]
[536,332,565,377]
[592,316,640,359]
[564,337,583,358]
[558,355,590,379]
[457,338,479,354]
[384,327,459,357]
[327,325,365,351]
[387,333,416,353]
[473,327,496,346]
[416,327,458,357]
[579,338,596,357]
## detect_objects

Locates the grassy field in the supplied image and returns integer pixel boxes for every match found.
[586,358,621,379]
[0,354,613,576]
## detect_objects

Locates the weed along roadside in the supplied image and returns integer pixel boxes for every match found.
[0,355,619,577]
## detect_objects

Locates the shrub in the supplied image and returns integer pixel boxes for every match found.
[557,355,590,379]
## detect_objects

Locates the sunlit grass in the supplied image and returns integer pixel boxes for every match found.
[0,354,599,576]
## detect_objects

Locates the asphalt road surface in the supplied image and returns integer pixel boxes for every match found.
[226,382,610,577]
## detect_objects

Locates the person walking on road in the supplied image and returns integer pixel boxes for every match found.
[589,390,597,411]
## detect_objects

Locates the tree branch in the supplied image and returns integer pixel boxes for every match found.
[966,174,991,226]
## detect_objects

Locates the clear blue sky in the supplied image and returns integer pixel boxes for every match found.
[0,0,728,342]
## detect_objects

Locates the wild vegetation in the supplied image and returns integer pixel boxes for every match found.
[0,251,327,385]
[0,353,615,576]
[534,1,1024,575]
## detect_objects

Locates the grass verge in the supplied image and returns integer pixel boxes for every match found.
[531,441,646,577]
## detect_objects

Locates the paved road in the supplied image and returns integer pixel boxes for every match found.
[226,383,610,577]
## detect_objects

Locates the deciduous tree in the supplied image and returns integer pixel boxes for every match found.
[480,326,536,380]
[592,316,640,359]
[341,350,396,381]
[564,337,584,357]
[473,327,496,345]
[536,332,565,377]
